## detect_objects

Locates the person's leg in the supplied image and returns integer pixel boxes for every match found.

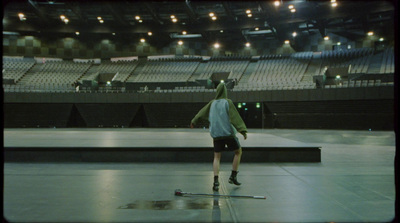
[229,147,242,185]
[232,147,242,171]
[213,152,222,176]
[213,152,222,191]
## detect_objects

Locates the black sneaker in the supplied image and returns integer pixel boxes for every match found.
[213,182,220,191]
[229,176,241,185]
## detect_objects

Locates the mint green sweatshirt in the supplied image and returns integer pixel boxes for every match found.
[191,83,247,139]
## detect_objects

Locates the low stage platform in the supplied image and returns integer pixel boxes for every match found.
[4,128,320,162]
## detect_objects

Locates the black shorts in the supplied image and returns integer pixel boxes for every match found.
[213,137,241,152]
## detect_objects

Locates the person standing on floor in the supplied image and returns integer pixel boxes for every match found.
[190,82,247,191]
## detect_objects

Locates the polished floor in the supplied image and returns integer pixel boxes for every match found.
[3,128,396,222]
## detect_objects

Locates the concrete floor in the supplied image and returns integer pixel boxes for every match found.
[3,128,396,222]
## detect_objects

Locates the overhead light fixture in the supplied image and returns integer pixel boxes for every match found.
[170,15,175,19]
[246,9,251,14]
[214,43,220,49]
[182,31,187,35]
[331,0,336,2]
[112,33,116,36]
[337,42,341,45]
[170,33,202,38]
[367,31,374,36]
[284,40,290,44]
[99,19,104,23]
[75,31,80,35]
[148,32,152,36]
[292,32,297,37]
[247,13,252,17]
[290,8,296,13]
[140,38,145,43]
[172,18,178,23]
[274,1,280,6]
[324,36,329,40]
[18,13,26,21]
[245,42,251,47]
[138,19,143,23]
[220,30,223,33]
[211,16,217,20]
[60,15,65,20]
[288,5,294,9]
[331,2,337,7]
[255,27,259,31]
[178,40,183,45]
[64,18,69,24]
[209,12,214,17]
[379,37,384,41]
[135,16,140,20]
[97,16,102,20]
[244,29,273,35]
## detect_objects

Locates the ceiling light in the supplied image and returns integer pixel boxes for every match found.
[75,31,80,35]
[182,31,187,35]
[97,16,102,20]
[64,18,69,24]
[172,18,178,23]
[112,33,116,36]
[18,13,26,21]
[379,37,384,41]
[331,2,337,7]
[135,16,140,20]
[178,40,183,45]
[209,12,214,17]
[170,15,175,19]
[60,15,65,20]
[290,8,296,13]
[214,43,220,49]
[99,19,104,23]
[246,9,251,14]
[367,31,374,36]
[247,14,252,17]
[138,20,143,23]
[245,42,251,47]
[220,30,223,33]
[284,40,290,44]
[288,5,294,9]
[274,1,280,6]
[331,0,336,2]
[211,16,217,20]
[148,32,152,36]
[292,32,297,37]
[324,36,329,40]
[140,38,145,43]
[337,42,341,45]
[255,27,259,31]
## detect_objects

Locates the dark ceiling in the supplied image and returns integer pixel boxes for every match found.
[2,0,396,47]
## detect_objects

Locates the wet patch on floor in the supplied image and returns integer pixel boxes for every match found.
[118,199,216,210]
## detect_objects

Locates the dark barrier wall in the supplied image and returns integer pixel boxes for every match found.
[262,100,394,130]
[75,104,141,127]
[4,103,73,128]
[3,100,394,130]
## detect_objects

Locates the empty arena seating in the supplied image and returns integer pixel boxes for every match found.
[319,48,374,75]
[197,60,249,80]
[133,60,199,82]
[2,47,395,93]
[237,55,311,91]
[2,57,35,82]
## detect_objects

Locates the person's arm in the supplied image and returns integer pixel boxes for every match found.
[227,100,247,139]
[191,101,213,127]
